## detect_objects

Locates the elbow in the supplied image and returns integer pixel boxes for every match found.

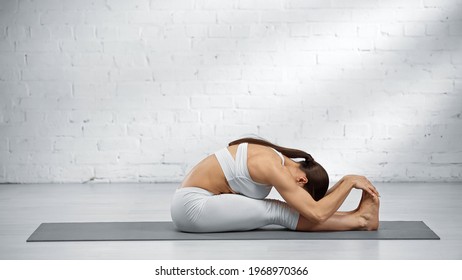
[315,213,329,224]
[309,211,328,224]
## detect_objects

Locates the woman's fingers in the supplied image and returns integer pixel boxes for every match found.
[357,181,379,197]
[365,178,380,197]
[348,175,380,197]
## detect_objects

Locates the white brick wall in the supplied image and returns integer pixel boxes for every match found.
[0,0,461,183]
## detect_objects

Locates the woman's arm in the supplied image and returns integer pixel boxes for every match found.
[268,166,378,224]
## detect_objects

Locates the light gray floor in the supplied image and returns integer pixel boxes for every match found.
[0,182,460,260]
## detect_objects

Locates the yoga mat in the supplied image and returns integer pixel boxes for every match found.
[27,221,439,242]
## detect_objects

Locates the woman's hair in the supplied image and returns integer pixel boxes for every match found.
[229,137,329,201]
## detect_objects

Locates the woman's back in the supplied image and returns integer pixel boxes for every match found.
[180,143,285,196]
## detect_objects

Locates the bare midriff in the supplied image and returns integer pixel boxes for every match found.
[179,146,238,195]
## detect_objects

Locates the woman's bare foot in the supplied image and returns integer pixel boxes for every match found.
[336,191,367,216]
[355,192,380,231]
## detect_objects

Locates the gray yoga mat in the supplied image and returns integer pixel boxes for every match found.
[26,221,439,242]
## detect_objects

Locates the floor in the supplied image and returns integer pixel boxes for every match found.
[0,182,460,260]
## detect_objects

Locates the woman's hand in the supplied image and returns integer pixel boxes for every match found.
[343,175,380,198]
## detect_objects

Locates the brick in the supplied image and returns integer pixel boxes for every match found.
[126,11,171,24]
[138,164,183,182]
[118,26,141,40]
[94,165,138,181]
[74,25,96,40]
[426,22,449,36]
[85,11,126,24]
[114,111,160,125]
[0,164,4,181]
[63,0,107,10]
[28,152,73,165]
[449,22,462,36]
[152,0,194,9]
[0,68,19,81]
[96,26,118,40]
[201,109,223,123]
[49,26,73,40]
[6,165,51,183]
[107,0,149,10]
[75,151,119,164]
[0,26,6,38]
[191,96,233,109]
[61,41,102,52]
[110,68,153,82]
[74,83,116,97]
[192,38,236,51]
[19,0,62,10]
[169,123,201,139]
[264,9,351,23]
[0,109,26,124]
[118,151,163,164]
[0,124,40,137]
[6,26,27,40]
[53,137,98,151]
[97,137,140,151]
[196,0,232,9]
[238,0,282,10]
[176,110,199,123]
[72,53,113,67]
[103,40,147,53]
[49,165,94,183]
[70,111,113,125]
[82,124,126,137]
[332,0,378,8]
[0,0,18,11]
[9,137,53,152]
[344,123,372,138]
[117,82,160,96]
[26,53,71,67]
[431,152,462,164]
[185,24,208,38]
[27,81,71,97]
[41,11,84,25]
[0,138,7,151]
[155,111,175,124]
[127,124,169,138]
[173,11,217,24]
[404,23,426,36]
[286,0,331,8]
[379,0,422,8]
[198,67,242,81]
[22,68,109,82]
[16,40,59,52]
[152,67,197,81]
[218,11,262,24]
[208,24,231,38]
[0,41,14,52]
[0,82,28,96]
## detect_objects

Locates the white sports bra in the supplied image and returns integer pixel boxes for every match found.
[214,143,285,199]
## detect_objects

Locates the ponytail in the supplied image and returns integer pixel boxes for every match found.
[229,137,314,163]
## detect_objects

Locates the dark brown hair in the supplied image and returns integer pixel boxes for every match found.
[229,137,329,201]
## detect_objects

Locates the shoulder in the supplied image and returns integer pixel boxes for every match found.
[247,144,293,186]
[247,144,284,167]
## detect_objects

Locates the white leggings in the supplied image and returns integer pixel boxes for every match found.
[170,187,300,233]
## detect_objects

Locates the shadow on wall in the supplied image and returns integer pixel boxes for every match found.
[201,4,462,182]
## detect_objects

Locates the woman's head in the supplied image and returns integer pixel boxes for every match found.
[298,159,329,201]
[229,137,329,201]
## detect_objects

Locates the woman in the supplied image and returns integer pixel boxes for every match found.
[170,137,380,233]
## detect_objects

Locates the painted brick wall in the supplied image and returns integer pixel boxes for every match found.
[0,0,461,183]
